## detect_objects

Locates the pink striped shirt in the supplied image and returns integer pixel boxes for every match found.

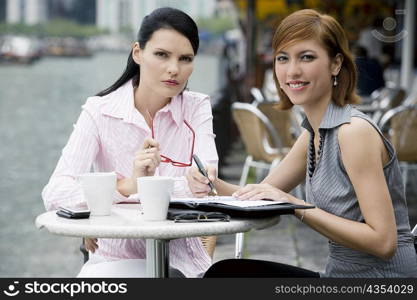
[42,80,218,277]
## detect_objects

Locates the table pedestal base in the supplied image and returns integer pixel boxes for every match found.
[146,239,169,278]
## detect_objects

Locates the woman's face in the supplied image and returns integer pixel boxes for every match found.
[133,28,194,99]
[275,39,341,107]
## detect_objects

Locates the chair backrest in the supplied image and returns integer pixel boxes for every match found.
[255,102,300,147]
[231,102,286,163]
[379,104,417,162]
[391,109,417,162]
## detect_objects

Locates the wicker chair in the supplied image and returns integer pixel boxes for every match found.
[231,102,290,187]
[256,102,301,145]
[379,103,417,191]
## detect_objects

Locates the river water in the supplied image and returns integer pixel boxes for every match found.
[0,53,219,276]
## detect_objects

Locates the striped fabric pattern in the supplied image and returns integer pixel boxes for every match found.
[42,80,219,277]
[302,102,417,277]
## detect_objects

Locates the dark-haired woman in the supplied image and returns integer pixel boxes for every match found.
[42,7,218,278]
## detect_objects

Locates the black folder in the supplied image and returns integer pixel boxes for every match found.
[169,199,314,218]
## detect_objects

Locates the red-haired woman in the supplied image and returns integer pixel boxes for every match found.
[187,9,417,277]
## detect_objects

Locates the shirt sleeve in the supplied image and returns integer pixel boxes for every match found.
[172,94,219,198]
[41,99,127,211]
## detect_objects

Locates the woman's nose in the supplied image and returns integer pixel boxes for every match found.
[167,60,179,75]
[287,60,302,77]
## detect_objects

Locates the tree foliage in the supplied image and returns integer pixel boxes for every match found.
[0,19,107,38]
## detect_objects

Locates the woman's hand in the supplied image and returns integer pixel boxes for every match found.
[233,183,293,203]
[117,138,161,196]
[84,238,98,253]
[186,165,217,197]
[132,138,161,178]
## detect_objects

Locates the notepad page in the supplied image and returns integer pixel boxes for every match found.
[171,196,284,207]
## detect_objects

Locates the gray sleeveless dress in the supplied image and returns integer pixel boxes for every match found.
[302,102,417,277]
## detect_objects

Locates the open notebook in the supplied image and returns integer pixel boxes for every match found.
[172,196,285,207]
[170,196,314,218]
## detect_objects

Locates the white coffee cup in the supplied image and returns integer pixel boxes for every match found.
[79,172,116,216]
[137,176,174,221]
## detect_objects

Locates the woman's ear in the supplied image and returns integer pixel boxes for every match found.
[331,53,343,76]
[132,42,141,65]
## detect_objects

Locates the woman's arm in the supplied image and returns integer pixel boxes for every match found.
[190,129,309,197]
[225,129,309,195]
[262,129,308,191]
[232,130,309,200]
[298,118,396,260]
[234,118,397,260]
[176,94,219,197]
[42,101,101,210]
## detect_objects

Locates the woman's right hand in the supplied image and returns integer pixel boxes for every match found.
[117,138,161,196]
[132,138,161,178]
[186,165,217,197]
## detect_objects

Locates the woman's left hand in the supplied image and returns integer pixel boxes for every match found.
[232,183,292,203]
[84,238,98,253]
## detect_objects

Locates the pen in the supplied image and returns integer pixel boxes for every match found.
[192,154,218,196]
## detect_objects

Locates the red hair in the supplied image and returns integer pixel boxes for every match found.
[272,9,360,109]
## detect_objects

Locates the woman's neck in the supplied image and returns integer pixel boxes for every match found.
[133,83,171,122]
[302,96,331,137]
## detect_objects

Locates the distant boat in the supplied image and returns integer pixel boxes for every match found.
[43,37,92,57]
[0,35,42,64]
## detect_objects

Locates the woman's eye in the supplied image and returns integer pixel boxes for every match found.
[180,56,193,62]
[276,56,287,62]
[301,54,315,61]
[155,52,168,58]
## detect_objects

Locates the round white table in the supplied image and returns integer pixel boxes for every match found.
[35,204,280,278]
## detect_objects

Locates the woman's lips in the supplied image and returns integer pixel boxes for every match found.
[287,81,309,91]
[162,80,179,86]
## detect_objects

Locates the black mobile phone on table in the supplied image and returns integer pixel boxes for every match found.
[56,206,90,219]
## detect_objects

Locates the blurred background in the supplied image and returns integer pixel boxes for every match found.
[1,0,416,277]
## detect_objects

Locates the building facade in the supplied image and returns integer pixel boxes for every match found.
[5,0,47,24]
[96,0,216,33]
[2,0,217,32]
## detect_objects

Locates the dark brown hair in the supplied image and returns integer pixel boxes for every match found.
[96,7,199,97]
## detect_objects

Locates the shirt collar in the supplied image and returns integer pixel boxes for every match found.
[157,93,184,127]
[100,80,184,127]
[301,102,352,133]
[100,80,136,123]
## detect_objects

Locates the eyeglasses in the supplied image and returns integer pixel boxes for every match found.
[173,212,230,223]
[149,114,195,167]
